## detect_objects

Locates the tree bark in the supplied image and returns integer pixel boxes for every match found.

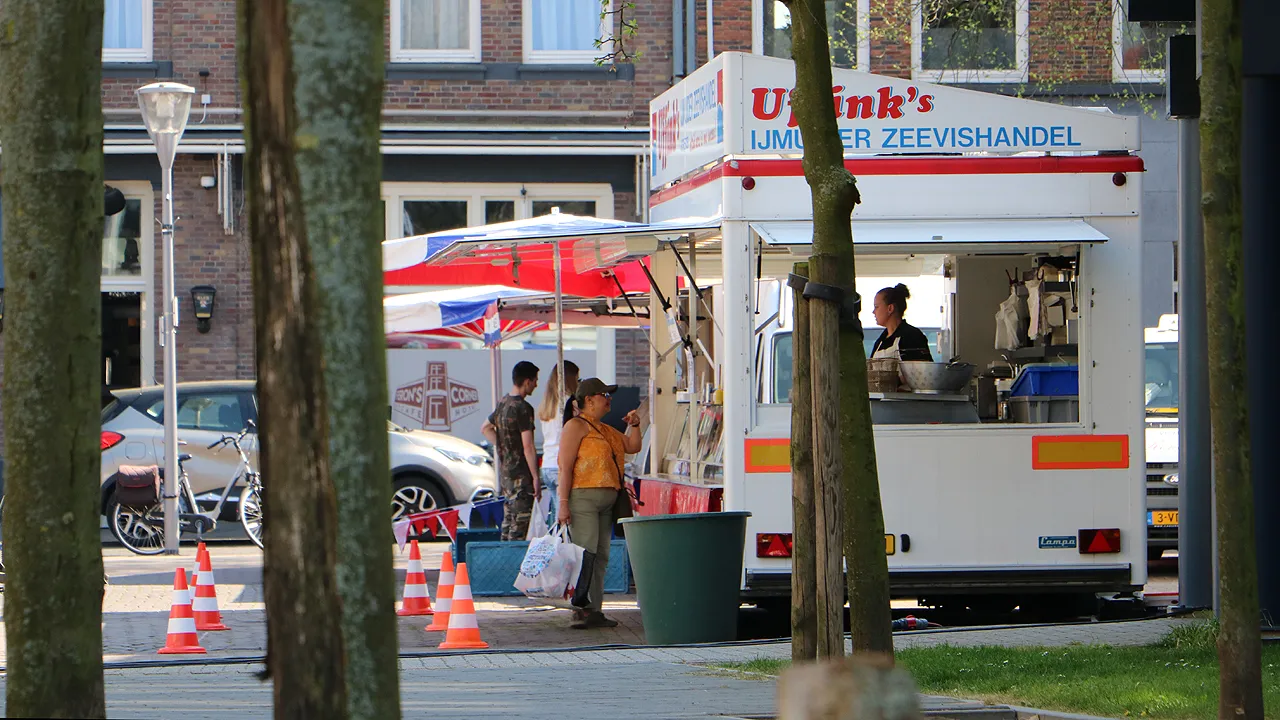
[0,1,107,715]
[239,0,349,716]
[810,285,845,659]
[290,1,400,717]
[1200,0,1264,717]
[785,0,894,656]
[790,263,818,663]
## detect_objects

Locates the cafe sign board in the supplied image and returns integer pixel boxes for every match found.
[650,52,1141,188]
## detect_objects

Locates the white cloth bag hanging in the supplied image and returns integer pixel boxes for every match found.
[514,523,585,602]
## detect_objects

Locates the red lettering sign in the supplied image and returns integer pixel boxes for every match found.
[750,84,935,127]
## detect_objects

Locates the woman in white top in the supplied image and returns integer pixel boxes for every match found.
[537,361,579,523]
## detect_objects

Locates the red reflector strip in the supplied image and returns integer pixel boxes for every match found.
[101,431,124,451]
[756,533,793,558]
[1078,528,1121,554]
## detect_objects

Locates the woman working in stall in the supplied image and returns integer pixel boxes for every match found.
[870,283,933,361]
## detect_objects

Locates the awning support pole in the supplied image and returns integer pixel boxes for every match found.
[554,243,565,403]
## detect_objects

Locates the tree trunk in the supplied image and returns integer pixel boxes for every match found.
[785,0,894,656]
[1200,0,1264,717]
[239,0,349,716]
[0,1,107,715]
[790,263,818,663]
[290,1,400,717]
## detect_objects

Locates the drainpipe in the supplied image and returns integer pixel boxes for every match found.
[673,0,686,79]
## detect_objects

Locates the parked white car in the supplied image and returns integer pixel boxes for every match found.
[99,381,496,533]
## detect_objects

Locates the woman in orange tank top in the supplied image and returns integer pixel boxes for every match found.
[557,378,643,629]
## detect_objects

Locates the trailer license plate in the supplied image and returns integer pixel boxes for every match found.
[1150,510,1179,527]
[885,534,895,555]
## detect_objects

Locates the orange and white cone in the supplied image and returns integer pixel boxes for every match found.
[158,568,206,655]
[437,562,488,649]
[397,540,434,616]
[424,549,455,632]
[193,542,229,631]
[186,550,202,606]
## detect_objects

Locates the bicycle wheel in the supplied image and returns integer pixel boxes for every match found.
[108,492,168,555]
[239,478,264,550]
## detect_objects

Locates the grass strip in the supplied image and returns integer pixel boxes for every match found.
[715,624,1280,720]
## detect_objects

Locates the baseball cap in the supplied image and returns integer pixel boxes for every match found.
[574,378,618,402]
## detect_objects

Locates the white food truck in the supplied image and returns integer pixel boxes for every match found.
[405,53,1149,615]
[634,53,1146,615]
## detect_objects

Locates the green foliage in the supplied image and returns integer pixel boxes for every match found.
[761,0,1189,115]
[595,0,641,65]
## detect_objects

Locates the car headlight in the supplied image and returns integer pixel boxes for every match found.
[1163,473,1179,486]
[434,446,490,466]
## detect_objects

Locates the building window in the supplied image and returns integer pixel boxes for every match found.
[912,0,1029,83]
[1112,1,1187,82]
[383,183,614,240]
[759,0,868,70]
[524,0,612,63]
[391,0,481,62]
[103,0,152,62]
[103,198,143,277]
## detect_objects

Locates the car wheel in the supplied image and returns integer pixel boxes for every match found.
[391,475,448,522]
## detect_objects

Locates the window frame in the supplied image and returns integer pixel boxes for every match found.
[752,0,871,70]
[102,0,154,63]
[522,0,615,65]
[1110,0,1174,83]
[382,182,616,240]
[390,0,483,63]
[911,0,1029,84]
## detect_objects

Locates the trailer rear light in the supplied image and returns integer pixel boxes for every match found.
[1078,528,1121,554]
[756,533,793,558]
[101,431,124,451]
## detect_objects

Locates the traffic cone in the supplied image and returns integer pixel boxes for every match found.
[397,540,434,616]
[158,568,206,655]
[186,549,202,606]
[437,562,488,649]
[192,542,229,631]
[424,549,455,632]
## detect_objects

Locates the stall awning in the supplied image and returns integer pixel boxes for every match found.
[751,219,1109,252]
[384,212,721,296]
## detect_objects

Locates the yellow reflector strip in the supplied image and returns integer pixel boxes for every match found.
[885,534,895,555]
[744,439,790,473]
[1032,435,1130,470]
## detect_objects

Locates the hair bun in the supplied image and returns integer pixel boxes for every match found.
[894,283,910,299]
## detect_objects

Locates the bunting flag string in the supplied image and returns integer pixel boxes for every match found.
[395,498,504,552]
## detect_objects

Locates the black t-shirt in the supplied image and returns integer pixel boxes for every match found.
[871,322,933,362]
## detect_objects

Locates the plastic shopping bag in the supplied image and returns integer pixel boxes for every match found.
[513,524,584,602]
[525,493,551,541]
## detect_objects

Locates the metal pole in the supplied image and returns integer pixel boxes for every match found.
[161,162,180,554]
[554,244,565,401]
[1177,117,1213,609]
[1243,73,1280,628]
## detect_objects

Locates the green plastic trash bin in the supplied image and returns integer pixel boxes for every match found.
[618,511,750,645]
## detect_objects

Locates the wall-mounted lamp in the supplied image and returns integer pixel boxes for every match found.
[191,285,216,333]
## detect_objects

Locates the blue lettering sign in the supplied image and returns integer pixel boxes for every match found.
[957,127,974,148]
[976,127,993,146]
[882,128,899,149]
[1032,126,1049,146]
[1051,126,1066,146]
[1067,126,1081,147]
[1013,126,1030,146]
[994,127,1011,147]
[855,128,871,149]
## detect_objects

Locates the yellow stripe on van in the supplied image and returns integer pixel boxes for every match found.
[1032,435,1130,470]
[744,439,791,473]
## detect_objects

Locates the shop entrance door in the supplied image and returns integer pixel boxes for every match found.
[102,292,142,404]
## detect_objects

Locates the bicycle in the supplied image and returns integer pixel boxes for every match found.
[108,421,263,555]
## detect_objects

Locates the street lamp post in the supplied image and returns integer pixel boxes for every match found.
[137,82,195,555]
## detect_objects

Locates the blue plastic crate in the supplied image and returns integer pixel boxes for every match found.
[1010,364,1078,397]
[453,528,501,564]
[464,539,631,597]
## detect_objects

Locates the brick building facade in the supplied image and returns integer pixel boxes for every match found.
[0,0,1179,448]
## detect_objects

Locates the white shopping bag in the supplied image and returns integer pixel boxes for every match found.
[525,493,552,541]
[514,524,584,603]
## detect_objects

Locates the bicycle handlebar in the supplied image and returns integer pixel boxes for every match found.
[209,425,254,451]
